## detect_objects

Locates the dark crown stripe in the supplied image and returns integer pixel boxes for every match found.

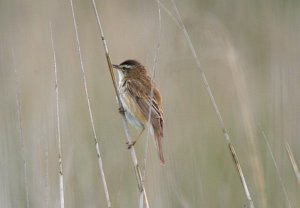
[120,59,140,66]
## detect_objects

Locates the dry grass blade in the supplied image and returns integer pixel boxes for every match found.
[69,1,112,207]
[50,24,65,208]
[259,126,291,208]
[170,0,255,207]
[12,49,30,208]
[140,1,162,208]
[91,0,149,207]
[155,0,180,28]
[285,142,300,187]
[144,0,162,176]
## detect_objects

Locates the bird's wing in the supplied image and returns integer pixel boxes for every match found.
[126,79,165,164]
[125,79,163,131]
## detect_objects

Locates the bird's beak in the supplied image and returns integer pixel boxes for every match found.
[112,64,121,70]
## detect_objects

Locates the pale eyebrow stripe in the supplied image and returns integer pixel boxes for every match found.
[121,64,133,69]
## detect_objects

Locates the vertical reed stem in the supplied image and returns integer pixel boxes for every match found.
[12,49,30,208]
[91,0,149,207]
[50,24,65,208]
[69,1,112,207]
[285,142,300,187]
[170,1,255,207]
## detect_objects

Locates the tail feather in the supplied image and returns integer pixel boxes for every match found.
[150,109,164,165]
[154,126,165,165]
[157,135,165,165]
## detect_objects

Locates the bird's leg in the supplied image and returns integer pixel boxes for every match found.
[127,126,145,149]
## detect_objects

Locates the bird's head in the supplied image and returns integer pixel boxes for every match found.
[113,60,146,77]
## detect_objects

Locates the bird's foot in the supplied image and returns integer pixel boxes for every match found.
[118,106,125,114]
[126,141,136,149]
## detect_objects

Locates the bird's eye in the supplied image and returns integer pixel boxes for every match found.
[122,65,132,70]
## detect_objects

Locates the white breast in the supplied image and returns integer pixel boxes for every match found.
[117,71,144,129]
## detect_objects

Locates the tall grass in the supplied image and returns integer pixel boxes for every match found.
[0,0,299,207]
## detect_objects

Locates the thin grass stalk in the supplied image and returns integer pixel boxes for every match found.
[169,1,255,207]
[227,50,267,207]
[69,1,112,207]
[144,0,162,172]
[44,134,49,208]
[90,0,149,207]
[258,126,291,208]
[143,0,162,180]
[12,49,30,208]
[50,24,65,208]
[140,1,162,208]
[156,1,180,28]
[285,142,300,187]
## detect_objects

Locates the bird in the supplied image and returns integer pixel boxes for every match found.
[113,60,165,165]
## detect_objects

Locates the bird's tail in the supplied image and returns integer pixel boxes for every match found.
[157,136,165,165]
[151,115,165,165]
[154,128,165,165]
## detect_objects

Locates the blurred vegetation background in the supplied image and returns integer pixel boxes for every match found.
[0,0,299,207]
